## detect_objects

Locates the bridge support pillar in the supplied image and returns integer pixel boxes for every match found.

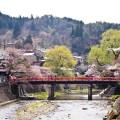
[11,84,26,98]
[48,84,55,100]
[88,84,92,100]
[18,84,26,97]
[11,84,19,98]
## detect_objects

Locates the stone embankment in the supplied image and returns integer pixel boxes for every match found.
[0,84,16,103]
[104,97,120,120]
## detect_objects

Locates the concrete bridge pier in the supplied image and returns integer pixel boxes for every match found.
[88,84,93,100]
[11,84,19,98]
[18,84,26,97]
[48,84,55,100]
[11,84,26,98]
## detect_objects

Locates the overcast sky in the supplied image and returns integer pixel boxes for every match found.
[0,0,120,23]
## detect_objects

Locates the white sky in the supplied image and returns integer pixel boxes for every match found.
[0,0,120,23]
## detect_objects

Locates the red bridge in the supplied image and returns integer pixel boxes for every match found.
[9,76,120,100]
[10,76,120,84]
[1,70,120,100]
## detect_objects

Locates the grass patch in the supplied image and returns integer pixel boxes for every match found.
[30,92,48,99]
[16,101,45,116]
[27,102,45,108]
[68,88,99,94]
[29,88,100,99]
[29,91,63,99]
[110,95,120,101]
[55,91,63,97]
[116,116,120,120]
[71,89,88,93]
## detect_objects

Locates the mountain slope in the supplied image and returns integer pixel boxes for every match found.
[0,12,120,55]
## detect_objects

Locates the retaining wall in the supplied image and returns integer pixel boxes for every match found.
[0,84,16,103]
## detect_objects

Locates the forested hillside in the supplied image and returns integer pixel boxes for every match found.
[0,12,120,55]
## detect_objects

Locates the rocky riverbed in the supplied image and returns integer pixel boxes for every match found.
[0,100,110,120]
[0,100,57,120]
[35,100,110,120]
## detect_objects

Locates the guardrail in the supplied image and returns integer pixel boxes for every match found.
[9,76,120,83]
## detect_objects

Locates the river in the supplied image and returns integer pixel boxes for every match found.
[0,100,110,120]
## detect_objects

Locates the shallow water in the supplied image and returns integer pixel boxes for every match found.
[35,100,110,120]
[0,100,110,120]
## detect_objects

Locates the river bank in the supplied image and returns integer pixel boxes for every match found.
[104,96,120,120]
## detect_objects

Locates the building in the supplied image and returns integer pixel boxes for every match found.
[74,56,84,64]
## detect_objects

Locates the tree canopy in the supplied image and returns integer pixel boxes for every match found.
[44,46,76,76]
[101,29,120,49]
[88,45,112,65]
[88,29,120,64]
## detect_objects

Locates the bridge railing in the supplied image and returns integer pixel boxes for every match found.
[9,76,120,83]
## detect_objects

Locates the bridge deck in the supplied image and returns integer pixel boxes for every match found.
[9,76,120,84]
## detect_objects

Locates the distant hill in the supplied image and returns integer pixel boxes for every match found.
[0,12,120,55]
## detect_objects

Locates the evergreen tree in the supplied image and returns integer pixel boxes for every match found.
[13,22,21,38]
[24,35,33,44]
